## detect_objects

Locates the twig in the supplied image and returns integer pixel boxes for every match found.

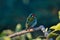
[8,26,42,38]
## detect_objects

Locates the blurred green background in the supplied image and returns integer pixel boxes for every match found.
[0,0,60,40]
[0,0,60,32]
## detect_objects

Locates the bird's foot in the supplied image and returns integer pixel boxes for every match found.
[26,27,33,32]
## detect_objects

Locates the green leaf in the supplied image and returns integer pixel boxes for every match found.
[3,36,11,40]
[48,32,58,38]
[26,33,32,40]
[56,35,60,40]
[15,24,22,32]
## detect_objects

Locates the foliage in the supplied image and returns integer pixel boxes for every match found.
[3,36,11,40]
[0,23,42,40]
[1,23,60,40]
[48,23,60,40]
[0,30,14,37]
[50,23,60,31]
[48,32,58,38]
[56,35,60,40]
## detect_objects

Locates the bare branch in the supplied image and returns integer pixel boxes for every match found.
[8,26,41,38]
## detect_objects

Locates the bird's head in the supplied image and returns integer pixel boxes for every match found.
[26,13,37,28]
[27,14,35,22]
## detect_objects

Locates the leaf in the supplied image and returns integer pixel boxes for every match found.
[50,23,60,31]
[26,33,32,40]
[35,37,41,40]
[48,32,58,38]
[0,30,14,37]
[56,35,60,40]
[15,23,22,32]
[20,34,26,40]
[3,36,11,40]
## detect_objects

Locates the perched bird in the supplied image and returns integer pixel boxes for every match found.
[25,13,37,30]
[25,13,48,37]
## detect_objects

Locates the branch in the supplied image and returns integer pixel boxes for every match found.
[8,26,41,38]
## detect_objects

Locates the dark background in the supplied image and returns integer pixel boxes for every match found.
[0,0,60,32]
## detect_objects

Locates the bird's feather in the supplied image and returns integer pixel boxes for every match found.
[26,13,37,29]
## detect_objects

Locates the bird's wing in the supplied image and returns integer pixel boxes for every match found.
[31,17,37,27]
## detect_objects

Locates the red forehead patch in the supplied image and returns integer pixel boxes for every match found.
[32,14,35,17]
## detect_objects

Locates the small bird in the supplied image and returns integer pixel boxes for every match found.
[25,13,37,31]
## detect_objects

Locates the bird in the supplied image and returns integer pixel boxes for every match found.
[25,13,37,31]
[25,13,45,38]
